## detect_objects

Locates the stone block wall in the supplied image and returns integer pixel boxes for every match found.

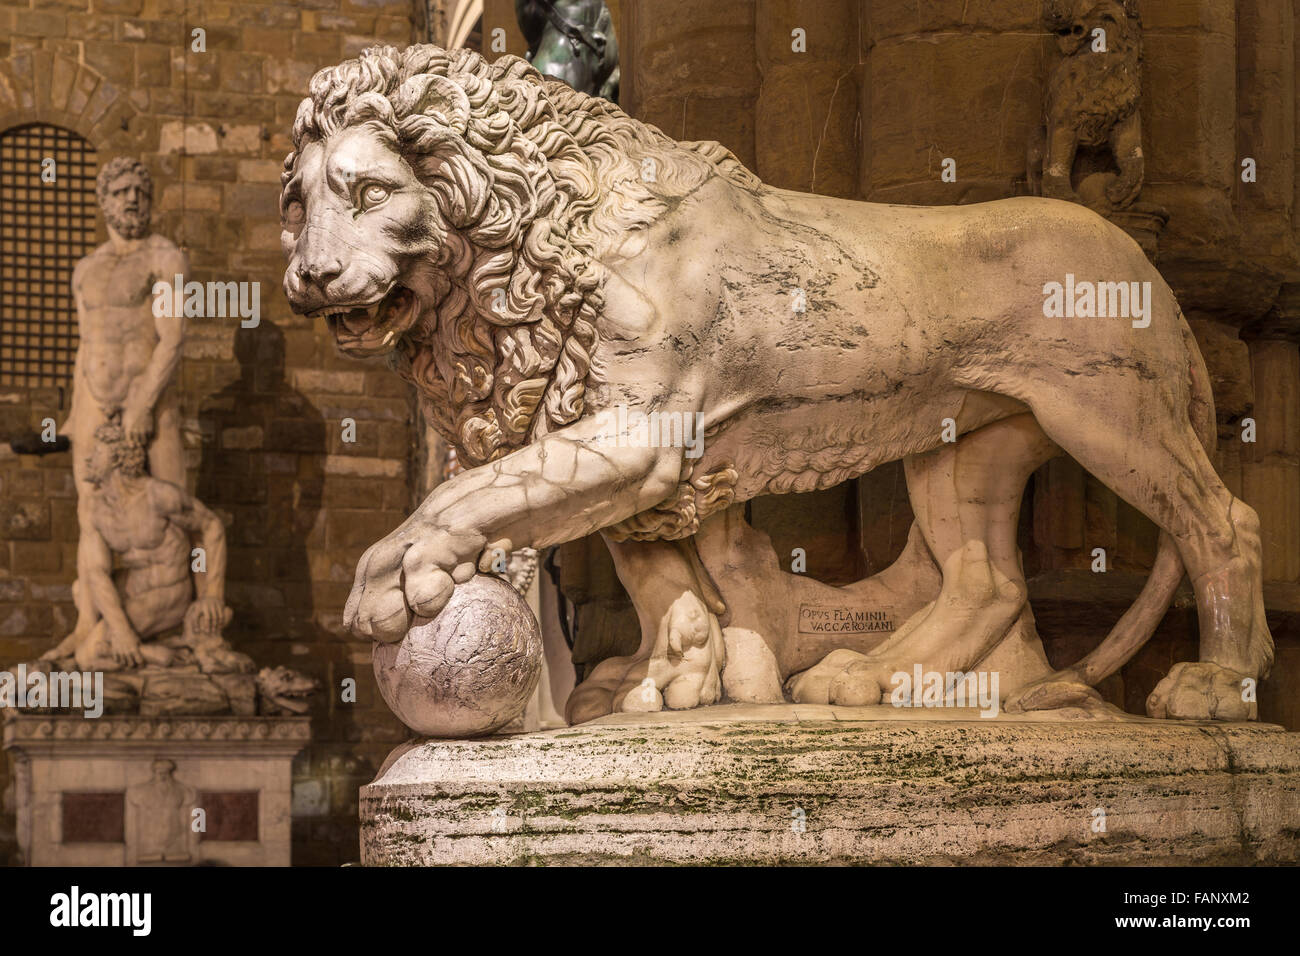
[0,0,425,865]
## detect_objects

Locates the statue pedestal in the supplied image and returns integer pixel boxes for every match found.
[360,705,1300,865]
[4,714,309,866]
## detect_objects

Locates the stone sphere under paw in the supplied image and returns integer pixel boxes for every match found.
[372,574,543,738]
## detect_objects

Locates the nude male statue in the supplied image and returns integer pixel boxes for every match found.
[65,157,187,641]
[43,418,230,672]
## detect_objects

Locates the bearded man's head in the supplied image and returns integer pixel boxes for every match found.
[87,417,147,487]
[96,157,153,239]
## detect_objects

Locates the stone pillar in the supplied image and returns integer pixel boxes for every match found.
[1231,0,1295,321]
[1141,0,1241,311]
[858,1,1041,203]
[1032,457,1085,565]
[1242,308,1300,584]
[754,0,858,197]
[426,1,487,48]
[620,0,759,169]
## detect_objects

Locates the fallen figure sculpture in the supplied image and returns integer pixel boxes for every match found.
[281,44,1273,728]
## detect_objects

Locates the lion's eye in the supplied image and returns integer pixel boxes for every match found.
[282,199,305,227]
[360,183,390,209]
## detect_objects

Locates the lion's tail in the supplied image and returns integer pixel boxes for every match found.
[1061,309,1214,686]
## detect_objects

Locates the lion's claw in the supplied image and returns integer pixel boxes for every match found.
[405,567,455,620]
[1147,661,1257,721]
[345,523,486,641]
[788,649,894,705]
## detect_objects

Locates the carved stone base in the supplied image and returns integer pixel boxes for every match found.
[361,706,1300,865]
[4,714,309,866]
[1108,201,1170,260]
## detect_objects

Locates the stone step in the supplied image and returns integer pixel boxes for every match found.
[361,705,1300,865]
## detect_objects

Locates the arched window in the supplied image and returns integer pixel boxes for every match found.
[0,123,98,388]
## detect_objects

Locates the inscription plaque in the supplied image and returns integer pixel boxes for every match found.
[797,605,896,635]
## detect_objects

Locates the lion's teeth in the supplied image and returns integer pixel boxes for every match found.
[309,295,391,324]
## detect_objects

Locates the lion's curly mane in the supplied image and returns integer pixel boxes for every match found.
[286,44,758,467]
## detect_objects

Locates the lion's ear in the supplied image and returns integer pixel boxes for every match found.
[395,74,470,136]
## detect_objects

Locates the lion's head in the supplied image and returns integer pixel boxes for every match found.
[1043,0,1140,56]
[281,44,757,466]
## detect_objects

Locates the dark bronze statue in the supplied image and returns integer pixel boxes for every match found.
[516,0,619,102]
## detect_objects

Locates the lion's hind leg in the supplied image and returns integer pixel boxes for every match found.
[1013,364,1273,720]
[789,414,1058,706]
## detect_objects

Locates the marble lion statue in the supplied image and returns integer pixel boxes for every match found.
[281,45,1272,726]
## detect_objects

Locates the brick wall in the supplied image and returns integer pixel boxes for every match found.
[0,0,426,865]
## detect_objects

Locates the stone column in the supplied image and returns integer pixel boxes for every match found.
[754,0,858,197]
[620,0,759,169]
[1230,0,1295,321]
[857,0,1041,203]
[1242,306,1300,584]
[1141,0,1242,311]
[426,1,488,48]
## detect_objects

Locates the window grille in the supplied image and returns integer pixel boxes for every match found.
[0,123,98,388]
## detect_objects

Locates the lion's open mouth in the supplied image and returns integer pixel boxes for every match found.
[311,285,419,355]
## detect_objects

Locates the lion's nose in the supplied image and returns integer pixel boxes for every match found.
[295,255,343,289]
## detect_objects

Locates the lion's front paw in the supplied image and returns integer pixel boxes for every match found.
[1146,661,1258,721]
[1106,174,1141,208]
[828,660,900,706]
[787,650,906,706]
[344,524,487,641]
